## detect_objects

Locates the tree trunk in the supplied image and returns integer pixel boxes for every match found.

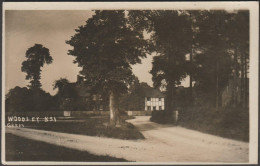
[244,57,248,108]
[241,52,245,108]
[190,50,193,106]
[109,90,120,126]
[233,47,238,108]
[216,57,219,110]
[166,81,175,112]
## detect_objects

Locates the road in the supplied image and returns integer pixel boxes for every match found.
[5,116,248,163]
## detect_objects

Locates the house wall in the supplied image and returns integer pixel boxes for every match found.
[145,97,165,111]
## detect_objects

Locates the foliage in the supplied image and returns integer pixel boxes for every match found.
[5,86,58,112]
[129,11,191,111]
[191,10,249,108]
[21,44,53,89]
[53,78,69,91]
[66,10,148,125]
[66,11,148,94]
[53,78,77,98]
[130,10,249,109]
[120,80,151,111]
[53,78,95,111]
[150,111,173,124]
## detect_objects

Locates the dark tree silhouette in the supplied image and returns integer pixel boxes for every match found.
[129,10,249,111]
[129,11,191,113]
[53,78,70,92]
[21,44,53,89]
[66,11,148,126]
[5,86,56,112]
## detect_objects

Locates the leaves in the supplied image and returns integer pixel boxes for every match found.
[67,10,148,94]
[21,44,53,89]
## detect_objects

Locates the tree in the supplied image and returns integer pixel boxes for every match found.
[120,80,152,111]
[226,11,249,108]
[21,44,53,89]
[131,11,191,113]
[6,86,57,112]
[66,11,147,126]
[197,11,232,109]
[53,78,70,95]
[192,11,248,109]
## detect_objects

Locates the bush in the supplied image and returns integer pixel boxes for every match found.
[150,111,174,124]
[5,86,58,112]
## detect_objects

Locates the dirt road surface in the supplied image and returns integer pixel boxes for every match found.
[5,116,248,163]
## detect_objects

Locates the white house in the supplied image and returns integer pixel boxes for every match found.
[143,88,165,111]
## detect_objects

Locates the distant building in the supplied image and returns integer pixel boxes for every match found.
[58,76,106,111]
[144,88,165,111]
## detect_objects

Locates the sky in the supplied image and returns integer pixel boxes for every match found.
[5,10,190,95]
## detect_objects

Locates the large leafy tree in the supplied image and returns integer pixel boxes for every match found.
[226,11,249,108]
[129,11,191,112]
[66,11,147,125]
[194,11,249,109]
[129,10,248,111]
[21,44,53,89]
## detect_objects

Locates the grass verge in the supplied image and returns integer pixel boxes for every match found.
[9,115,144,140]
[150,107,249,142]
[5,133,127,161]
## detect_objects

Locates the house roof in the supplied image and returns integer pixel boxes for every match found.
[143,87,165,98]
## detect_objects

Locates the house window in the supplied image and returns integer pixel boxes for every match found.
[159,98,161,101]
[153,106,156,110]
[147,97,151,101]
[147,106,151,110]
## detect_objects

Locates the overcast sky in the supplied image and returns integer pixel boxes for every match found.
[5,10,189,95]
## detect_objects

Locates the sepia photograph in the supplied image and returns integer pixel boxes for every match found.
[2,2,259,165]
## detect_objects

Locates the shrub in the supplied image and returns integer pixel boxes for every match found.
[5,86,58,112]
[150,111,174,124]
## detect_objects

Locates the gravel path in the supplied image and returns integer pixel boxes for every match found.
[5,116,248,163]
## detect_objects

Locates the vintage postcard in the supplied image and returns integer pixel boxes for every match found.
[2,2,259,165]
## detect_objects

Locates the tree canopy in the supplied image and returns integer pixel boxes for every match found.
[66,10,148,125]
[21,44,53,89]
[129,10,249,110]
[6,86,57,112]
